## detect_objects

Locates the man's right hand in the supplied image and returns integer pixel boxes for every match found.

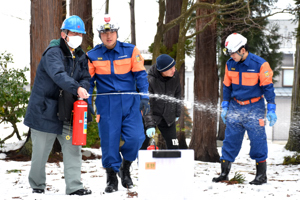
[221,101,229,124]
[77,87,89,99]
[221,108,228,124]
[146,127,155,138]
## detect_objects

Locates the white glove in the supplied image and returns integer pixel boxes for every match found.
[146,127,155,138]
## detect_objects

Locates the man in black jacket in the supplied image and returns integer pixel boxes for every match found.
[24,15,91,195]
[141,54,181,149]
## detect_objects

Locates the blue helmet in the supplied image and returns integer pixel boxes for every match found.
[61,15,86,34]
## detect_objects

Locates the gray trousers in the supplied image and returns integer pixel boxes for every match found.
[28,124,83,194]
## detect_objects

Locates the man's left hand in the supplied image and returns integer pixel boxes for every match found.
[140,99,150,115]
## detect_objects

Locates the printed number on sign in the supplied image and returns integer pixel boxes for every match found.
[172,139,179,146]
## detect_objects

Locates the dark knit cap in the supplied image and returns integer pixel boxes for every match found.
[156,54,176,72]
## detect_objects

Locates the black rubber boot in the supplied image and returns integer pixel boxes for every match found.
[118,159,133,189]
[212,160,232,182]
[249,161,267,185]
[105,168,118,193]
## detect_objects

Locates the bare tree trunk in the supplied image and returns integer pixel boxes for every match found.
[105,0,109,14]
[217,28,231,141]
[27,0,64,156]
[30,0,63,87]
[70,0,93,52]
[152,0,166,64]
[285,27,300,151]
[178,63,187,149]
[217,77,225,140]
[130,0,136,45]
[176,0,189,148]
[164,0,182,50]
[62,0,66,22]
[189,0,219,162]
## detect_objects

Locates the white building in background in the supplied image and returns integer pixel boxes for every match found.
[183,19,297,141]
[266,19,297,141]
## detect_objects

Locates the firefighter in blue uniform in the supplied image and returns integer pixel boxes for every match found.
[87,15,149,193]
[212,33,277,185]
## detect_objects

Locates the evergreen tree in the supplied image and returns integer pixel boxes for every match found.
[218,0,282,77]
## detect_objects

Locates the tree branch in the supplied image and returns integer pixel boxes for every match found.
[187,16,217,39]
[0,130,16,144]
[163,0,245,35]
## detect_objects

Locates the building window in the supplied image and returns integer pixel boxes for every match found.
[282,54,293,66]
[283,69,294,87]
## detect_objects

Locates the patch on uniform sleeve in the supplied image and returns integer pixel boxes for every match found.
[98,57,103,60]
[264,71,270,77]
[231,68,235,71]
[136,55,141,62]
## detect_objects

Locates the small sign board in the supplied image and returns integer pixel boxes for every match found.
[138,149,194,200]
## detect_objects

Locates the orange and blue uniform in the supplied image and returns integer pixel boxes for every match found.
[87,41,148,171]
[221,52,275,163]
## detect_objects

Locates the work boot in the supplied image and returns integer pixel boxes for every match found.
[118,159,133,188]
[249,161,267,185]
[69,189,92,195]
[212,160,232,182]
[32,189,44,194]
[105,168,118,193]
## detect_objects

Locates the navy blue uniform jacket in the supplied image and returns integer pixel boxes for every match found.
[24,38,91,134]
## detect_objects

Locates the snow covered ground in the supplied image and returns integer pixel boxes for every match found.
[0,122,300,200]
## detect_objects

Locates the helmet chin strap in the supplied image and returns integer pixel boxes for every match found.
[236,51,244,62]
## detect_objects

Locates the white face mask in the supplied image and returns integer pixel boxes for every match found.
[66,35,82,49]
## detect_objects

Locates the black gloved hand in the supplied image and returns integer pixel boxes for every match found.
[139,98,150,116]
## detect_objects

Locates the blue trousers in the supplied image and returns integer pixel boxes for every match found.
[221,98,268,163]
[95,94,145,172]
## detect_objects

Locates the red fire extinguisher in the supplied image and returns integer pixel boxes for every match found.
[72,98,88,145]
[147,137,159,150]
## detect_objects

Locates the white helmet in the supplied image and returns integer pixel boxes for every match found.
[223,33,247,56]
[97,14,119,33]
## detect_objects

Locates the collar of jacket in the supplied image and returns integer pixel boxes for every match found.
[240,51,253,67]
[59,38,85,58]
[47,38,84,58]
[101,40,120,54]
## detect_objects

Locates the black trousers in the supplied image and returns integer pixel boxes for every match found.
[141,118,179,150]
